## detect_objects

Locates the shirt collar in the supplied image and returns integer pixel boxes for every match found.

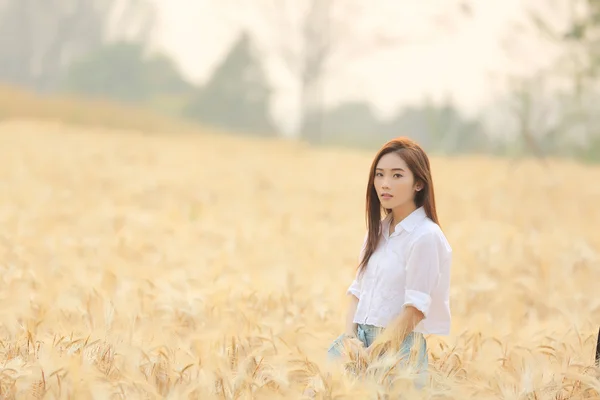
[386,206,427,234]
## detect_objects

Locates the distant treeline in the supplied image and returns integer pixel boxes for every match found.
[9,30,492,155]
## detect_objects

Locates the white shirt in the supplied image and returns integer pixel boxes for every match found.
[347,206,452,335]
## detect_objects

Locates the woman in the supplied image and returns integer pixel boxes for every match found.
[327,137,452,388]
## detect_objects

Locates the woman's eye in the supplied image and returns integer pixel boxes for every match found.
[393,174,402,178]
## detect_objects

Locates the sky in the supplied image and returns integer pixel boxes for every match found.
[148,0,566,135]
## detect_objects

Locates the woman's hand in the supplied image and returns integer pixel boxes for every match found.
[366,340,390,360]
[341,333,364,355]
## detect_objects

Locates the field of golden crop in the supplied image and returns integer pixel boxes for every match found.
[1,119,599,399]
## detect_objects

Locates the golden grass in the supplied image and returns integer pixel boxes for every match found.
[0,119,599,399]
[0,84,200,135]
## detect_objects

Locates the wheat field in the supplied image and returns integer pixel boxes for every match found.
[1,119,599,399]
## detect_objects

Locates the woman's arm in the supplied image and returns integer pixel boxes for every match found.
[344,232,367,338]
[344,294,359,337]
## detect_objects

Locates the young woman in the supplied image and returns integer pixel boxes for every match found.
[327,137,452,388]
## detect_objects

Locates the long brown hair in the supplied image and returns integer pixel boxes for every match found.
[357,137,440,275]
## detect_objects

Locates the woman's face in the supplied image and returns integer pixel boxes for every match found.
[373,152,421,211]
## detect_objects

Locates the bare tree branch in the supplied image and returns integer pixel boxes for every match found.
[496,0,600,160]
[218,0,469,140]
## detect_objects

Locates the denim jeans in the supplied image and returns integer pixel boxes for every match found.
[327,324,428,389]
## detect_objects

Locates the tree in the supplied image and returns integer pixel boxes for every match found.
[379,97,487,154]
[497,0,600,161]
[313,101,387,147]
[0,0,155,93]
[182,31,278,136]
[220,0,472,143]
[300,97,488,153]
[62,41,192,103]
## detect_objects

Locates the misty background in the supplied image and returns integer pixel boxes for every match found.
[2,0,600,162]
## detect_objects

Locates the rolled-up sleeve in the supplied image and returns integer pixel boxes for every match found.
[347,275,361,299]
[402,231,442,318]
